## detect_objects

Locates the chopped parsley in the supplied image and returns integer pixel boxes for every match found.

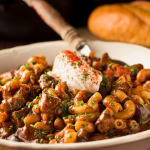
[36,96,40,99]
[62,55,66,61]
[24,66,29,69]
[19,100,23,108]
[130,126,134,130]
[34,130,39,138]
[44,69,51,73]
[142,85,146,90]
[73,66,77,69]
[8,85,11,90]
[63,116,66,120]
[130,66,139,72]
[124,65,139,72]
[146,120,150,125]
[62,100,73,116]
[31,60,35,64]
[64,95,67,98]
[101,74,109,88]
[124,65,129,68]
[9,125,13,130]
[81,73,90,81]
[109,99,115,106]
[44,75,50,80]
[81,124,85,127]
[83,73,90,78]
[10,104,14,110]
[12,77,18,81]
[108,57,111,61]
[100,82,105,86]
[72,63,77,69]
[90,102,94,107]
[40,138,43,143]
[47,95,51,98]
[26,102,34,108]
[68,114,77,118]
[76,101,84,106]
[108,62,114,67]
[44,86,50,89]
[42,131,47,135]
[21,116,25,121]
[49,136,54,141]
[141,102,146,108]
[14,112,19,119]
[103,109,107,114]
[48,121,52,124]
[82,113,91,117]
[77,61,82,66]
[8,125,14,133]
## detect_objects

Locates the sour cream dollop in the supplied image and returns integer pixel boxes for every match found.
[51,50,102,93]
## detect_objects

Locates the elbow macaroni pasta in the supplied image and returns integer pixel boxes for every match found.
[0,53,150,144]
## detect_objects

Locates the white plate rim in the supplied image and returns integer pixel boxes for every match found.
[0,40,150,149]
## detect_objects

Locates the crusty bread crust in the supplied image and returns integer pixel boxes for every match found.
[131,1,150,13]
[88,1,150,47]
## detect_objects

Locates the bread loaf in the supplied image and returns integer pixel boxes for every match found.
[88,1,150,47]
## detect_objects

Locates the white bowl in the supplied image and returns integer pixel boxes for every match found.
[0,41,150,150]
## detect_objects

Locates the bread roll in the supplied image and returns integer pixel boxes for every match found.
[88,1,150,47]
[131,1,150,13]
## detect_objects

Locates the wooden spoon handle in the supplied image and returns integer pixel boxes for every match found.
[23,0,86,50]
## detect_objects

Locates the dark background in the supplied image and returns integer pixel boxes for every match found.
[0,0,136,49]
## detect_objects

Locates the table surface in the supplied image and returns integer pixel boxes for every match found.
[0,27,150,150]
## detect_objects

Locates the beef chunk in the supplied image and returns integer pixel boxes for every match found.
[77,128,89,142]
[99,79,111,99]
[130,64,143,81]
[0,95,25,113]
[74,90,90,104]
[17,125,43,142]
[134,104,150,124]
[30,73,36,85]
[29,73,41,85]
[95,108,115,133]
[0,121,16,138]
[80,56,92,66]
[16,85,31,98]
[30,85,42,100]
[55,82,70,101]
[115,82,131,94]
[39,74,58,90]
[12,108,30,127]
[39,92,61,113]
